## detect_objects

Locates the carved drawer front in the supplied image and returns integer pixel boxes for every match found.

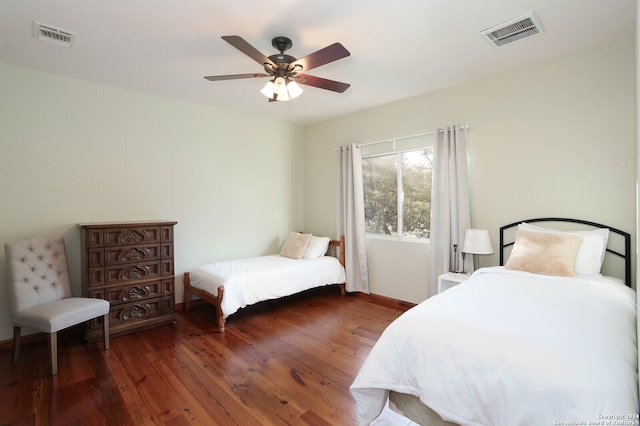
[105,281,164,304]
[105,244,161,265]
[85,229,104,248]
[88,267,105,286]
[162,279,174,295]
[104,227,161,247]
[161,242,173,258]
[161,296,174,313]
[161,226,173,242]
[105,261,161,284]
[161,259,174,276]
[109,297,163,326]
[87,248,104,267]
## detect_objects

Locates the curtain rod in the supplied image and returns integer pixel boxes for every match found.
[356,124,468,148]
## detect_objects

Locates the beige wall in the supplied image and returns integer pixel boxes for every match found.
[0,63,304,341]
[304,37,635,303]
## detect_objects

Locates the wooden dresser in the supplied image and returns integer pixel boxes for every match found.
[79,221,177,342]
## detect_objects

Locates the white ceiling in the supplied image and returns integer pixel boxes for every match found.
[0,0,635,125]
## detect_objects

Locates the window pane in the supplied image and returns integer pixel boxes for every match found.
[363,155,398,235]
[401,150,432,238]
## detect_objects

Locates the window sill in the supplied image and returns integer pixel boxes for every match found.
[365,234,430,244]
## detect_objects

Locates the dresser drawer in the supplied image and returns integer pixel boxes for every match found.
[87,279,173,301]
[103,280,164,304]
[105,244,161,265]
[161,295,174,313]
[109,297,164,325]
[104,227,162,247]
[160,225,173,242]
[105,261,162,284]
[87,267,105,287]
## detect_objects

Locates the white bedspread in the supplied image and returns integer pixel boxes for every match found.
[189,255,346,318]
[350,267,639,426]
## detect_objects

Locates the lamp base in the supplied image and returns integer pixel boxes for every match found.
[452,244,458,272]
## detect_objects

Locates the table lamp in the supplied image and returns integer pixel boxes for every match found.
[461,229,493,273]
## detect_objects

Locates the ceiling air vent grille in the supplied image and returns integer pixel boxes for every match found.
[33,21,75,47]
[480,11,543,47]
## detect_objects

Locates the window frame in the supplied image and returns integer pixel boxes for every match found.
[362,146,433,242]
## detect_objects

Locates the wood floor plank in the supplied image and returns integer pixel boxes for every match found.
[171,342,266,424]
[0,287,408,425]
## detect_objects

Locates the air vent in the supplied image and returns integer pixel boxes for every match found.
[480,11,543,47]
[33,21,75,47]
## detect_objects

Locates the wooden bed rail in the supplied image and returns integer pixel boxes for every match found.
[328,235,346,268]
[184,272,226,332]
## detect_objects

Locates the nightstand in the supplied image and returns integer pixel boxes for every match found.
[438,272,470,294]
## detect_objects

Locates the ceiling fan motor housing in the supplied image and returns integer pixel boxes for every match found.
[272,36,292,52]
[266,37,298,76]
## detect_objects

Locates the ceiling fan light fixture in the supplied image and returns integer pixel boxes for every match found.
[287,80,303,99]
[260,80,275,98]
[260,77,302,101]
[273,77,290,101]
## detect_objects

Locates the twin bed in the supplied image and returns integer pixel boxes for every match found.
[350,218,639,425]
[184,233,346,332]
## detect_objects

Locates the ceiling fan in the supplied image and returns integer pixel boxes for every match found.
[204,35,351,102]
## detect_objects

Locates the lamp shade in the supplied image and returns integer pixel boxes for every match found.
[287,80,303,99]
[462,229,493,255]
[260,80,275,98]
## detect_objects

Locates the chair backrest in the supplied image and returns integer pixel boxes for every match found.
[5,237,72,316]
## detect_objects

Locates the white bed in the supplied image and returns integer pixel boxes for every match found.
[350,218,639,426]
[184,233,346,332]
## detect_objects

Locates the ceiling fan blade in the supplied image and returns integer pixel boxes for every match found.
[293,43,350,72]
[221,35,275,67]
[295,74,351,93]
[204,73,269,81]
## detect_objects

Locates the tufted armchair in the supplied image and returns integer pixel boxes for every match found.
[5,237,110,375]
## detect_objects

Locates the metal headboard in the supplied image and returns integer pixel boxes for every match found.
[499,217,632,287]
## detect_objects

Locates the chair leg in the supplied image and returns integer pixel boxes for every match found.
[103,313,110,350]
[49,332,58,376]
[12,326,21,363]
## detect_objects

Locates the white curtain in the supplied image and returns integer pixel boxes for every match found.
[430,125,471,297]
[337,143,370,293]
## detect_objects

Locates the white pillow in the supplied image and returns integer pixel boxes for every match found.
[303,236,331,259]
[517,223,609,275]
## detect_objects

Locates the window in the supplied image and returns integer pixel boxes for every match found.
[362,148,433,239]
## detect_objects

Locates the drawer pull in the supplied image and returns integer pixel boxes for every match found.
[124,248,144,261]
[127,265,146,279]
[127,286,148,299]
[125,230,145,243]
[122,303,150,320]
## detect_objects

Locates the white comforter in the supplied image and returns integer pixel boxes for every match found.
[188,255,346,318]
[350,267,638,426]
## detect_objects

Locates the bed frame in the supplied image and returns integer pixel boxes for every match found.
[499,217,632,287]
[183,235,346,332]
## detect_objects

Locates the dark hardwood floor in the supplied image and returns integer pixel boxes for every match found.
[0,288,408,425]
